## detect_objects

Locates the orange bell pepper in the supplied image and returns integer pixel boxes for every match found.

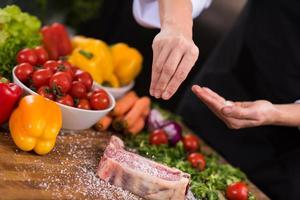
[9,95,62,155]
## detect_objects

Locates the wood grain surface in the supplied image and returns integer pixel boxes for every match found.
[0,129,270,200]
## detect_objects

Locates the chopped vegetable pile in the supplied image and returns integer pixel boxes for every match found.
[0,5,41,78]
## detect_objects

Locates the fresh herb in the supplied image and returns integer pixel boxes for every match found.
[125,131,254,200]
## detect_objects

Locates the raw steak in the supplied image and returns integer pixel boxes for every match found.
[97,136,191,200]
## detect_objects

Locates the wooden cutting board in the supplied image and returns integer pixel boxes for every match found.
[0,129,269,200]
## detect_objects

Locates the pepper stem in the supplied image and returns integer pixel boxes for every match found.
[79,49,94,59]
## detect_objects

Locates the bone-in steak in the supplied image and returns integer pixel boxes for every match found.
[97,136,191,200]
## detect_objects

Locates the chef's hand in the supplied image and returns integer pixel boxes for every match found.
[192,85,277,129]
[151,25,199,100]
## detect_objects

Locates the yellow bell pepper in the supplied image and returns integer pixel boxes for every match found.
[111,43,143,86]
[9,95,62,155]
[69,36,120,87]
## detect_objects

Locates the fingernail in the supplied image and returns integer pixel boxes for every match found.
[162,91,170,100]
[191,85,201,92]
[154,91,161,99]
[150,89,154,96]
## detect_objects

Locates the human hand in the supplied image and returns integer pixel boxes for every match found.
[150,23,199,100]
[192,85,278,129]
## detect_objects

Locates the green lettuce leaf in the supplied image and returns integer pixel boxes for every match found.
[0,5,41,79]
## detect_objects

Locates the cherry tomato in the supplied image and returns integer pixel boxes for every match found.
[49,72,72,94]
[71,66,80,74]
[43,60,59,72]
[149,129,169,145]
[74,70,93,91]
[187,152,206,171]
[34,46,49,65]
[226,182,248,200]
[14,63,34,83]
[89,90,110,110]
[86,89,103,99]
[70,81,87,98]
[37,86,54,100]
[32,68,53,88]
[77,98,91,110]
[182,134,200,152]
[87,91,93,99]
[57,60,72,68]
[56,94,74,107]
[57,60,74,81]
[16,48,37,65]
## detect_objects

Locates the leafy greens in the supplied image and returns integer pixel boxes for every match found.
[125,131,256,200]
[0,5,41,78]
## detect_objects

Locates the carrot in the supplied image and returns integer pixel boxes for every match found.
[124,96,151,128]
[112,91,138,116]
[127,117,145,135]
[142,106,150,118]
[94,115,112,131]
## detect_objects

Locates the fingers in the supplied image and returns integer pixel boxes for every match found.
[150,30,199,99]
[150,44,172,97]
[149,39,160,96]
[221,105,257,120]
[161,49,198,99]
[192,85,259,129]
[234,101,253,107]
[202,87,226,104]
[223,117,259,129]
[192,85,224,111]
[156,47,184,99]
[192,85,225,119]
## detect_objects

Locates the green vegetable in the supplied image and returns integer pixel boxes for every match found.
[0,5,41,78]
[124,108,256,200]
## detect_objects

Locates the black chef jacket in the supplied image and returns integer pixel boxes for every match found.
[178,0,300,199]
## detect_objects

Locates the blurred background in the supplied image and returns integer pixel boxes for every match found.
[0,0,246,111]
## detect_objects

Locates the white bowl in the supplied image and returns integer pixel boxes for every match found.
[12,67,115,130]
[93,81,134,100]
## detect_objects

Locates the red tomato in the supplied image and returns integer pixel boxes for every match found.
[182,134,200,152]
[77,99,91,110]
[56,94,74,107]
[16,48,37,65]
[43,60,59,72]
[74,70,93,91]
[71,66,80,74]
[37,86,54,100]
[49,72,72,94]
[226,182,248,200]
[187,153,206,171]
[14,63,34,83]
[32,68,53,88]
[34,46,49,65]
[57,60,74,81]
[57,60,72,68]
[87,91,93,99]
[89,90,110,110]
[70,81,87,98]
[149,129,169,145]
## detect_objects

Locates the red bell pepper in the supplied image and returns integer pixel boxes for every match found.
[41,23,72,60]
[0,78,23,125]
